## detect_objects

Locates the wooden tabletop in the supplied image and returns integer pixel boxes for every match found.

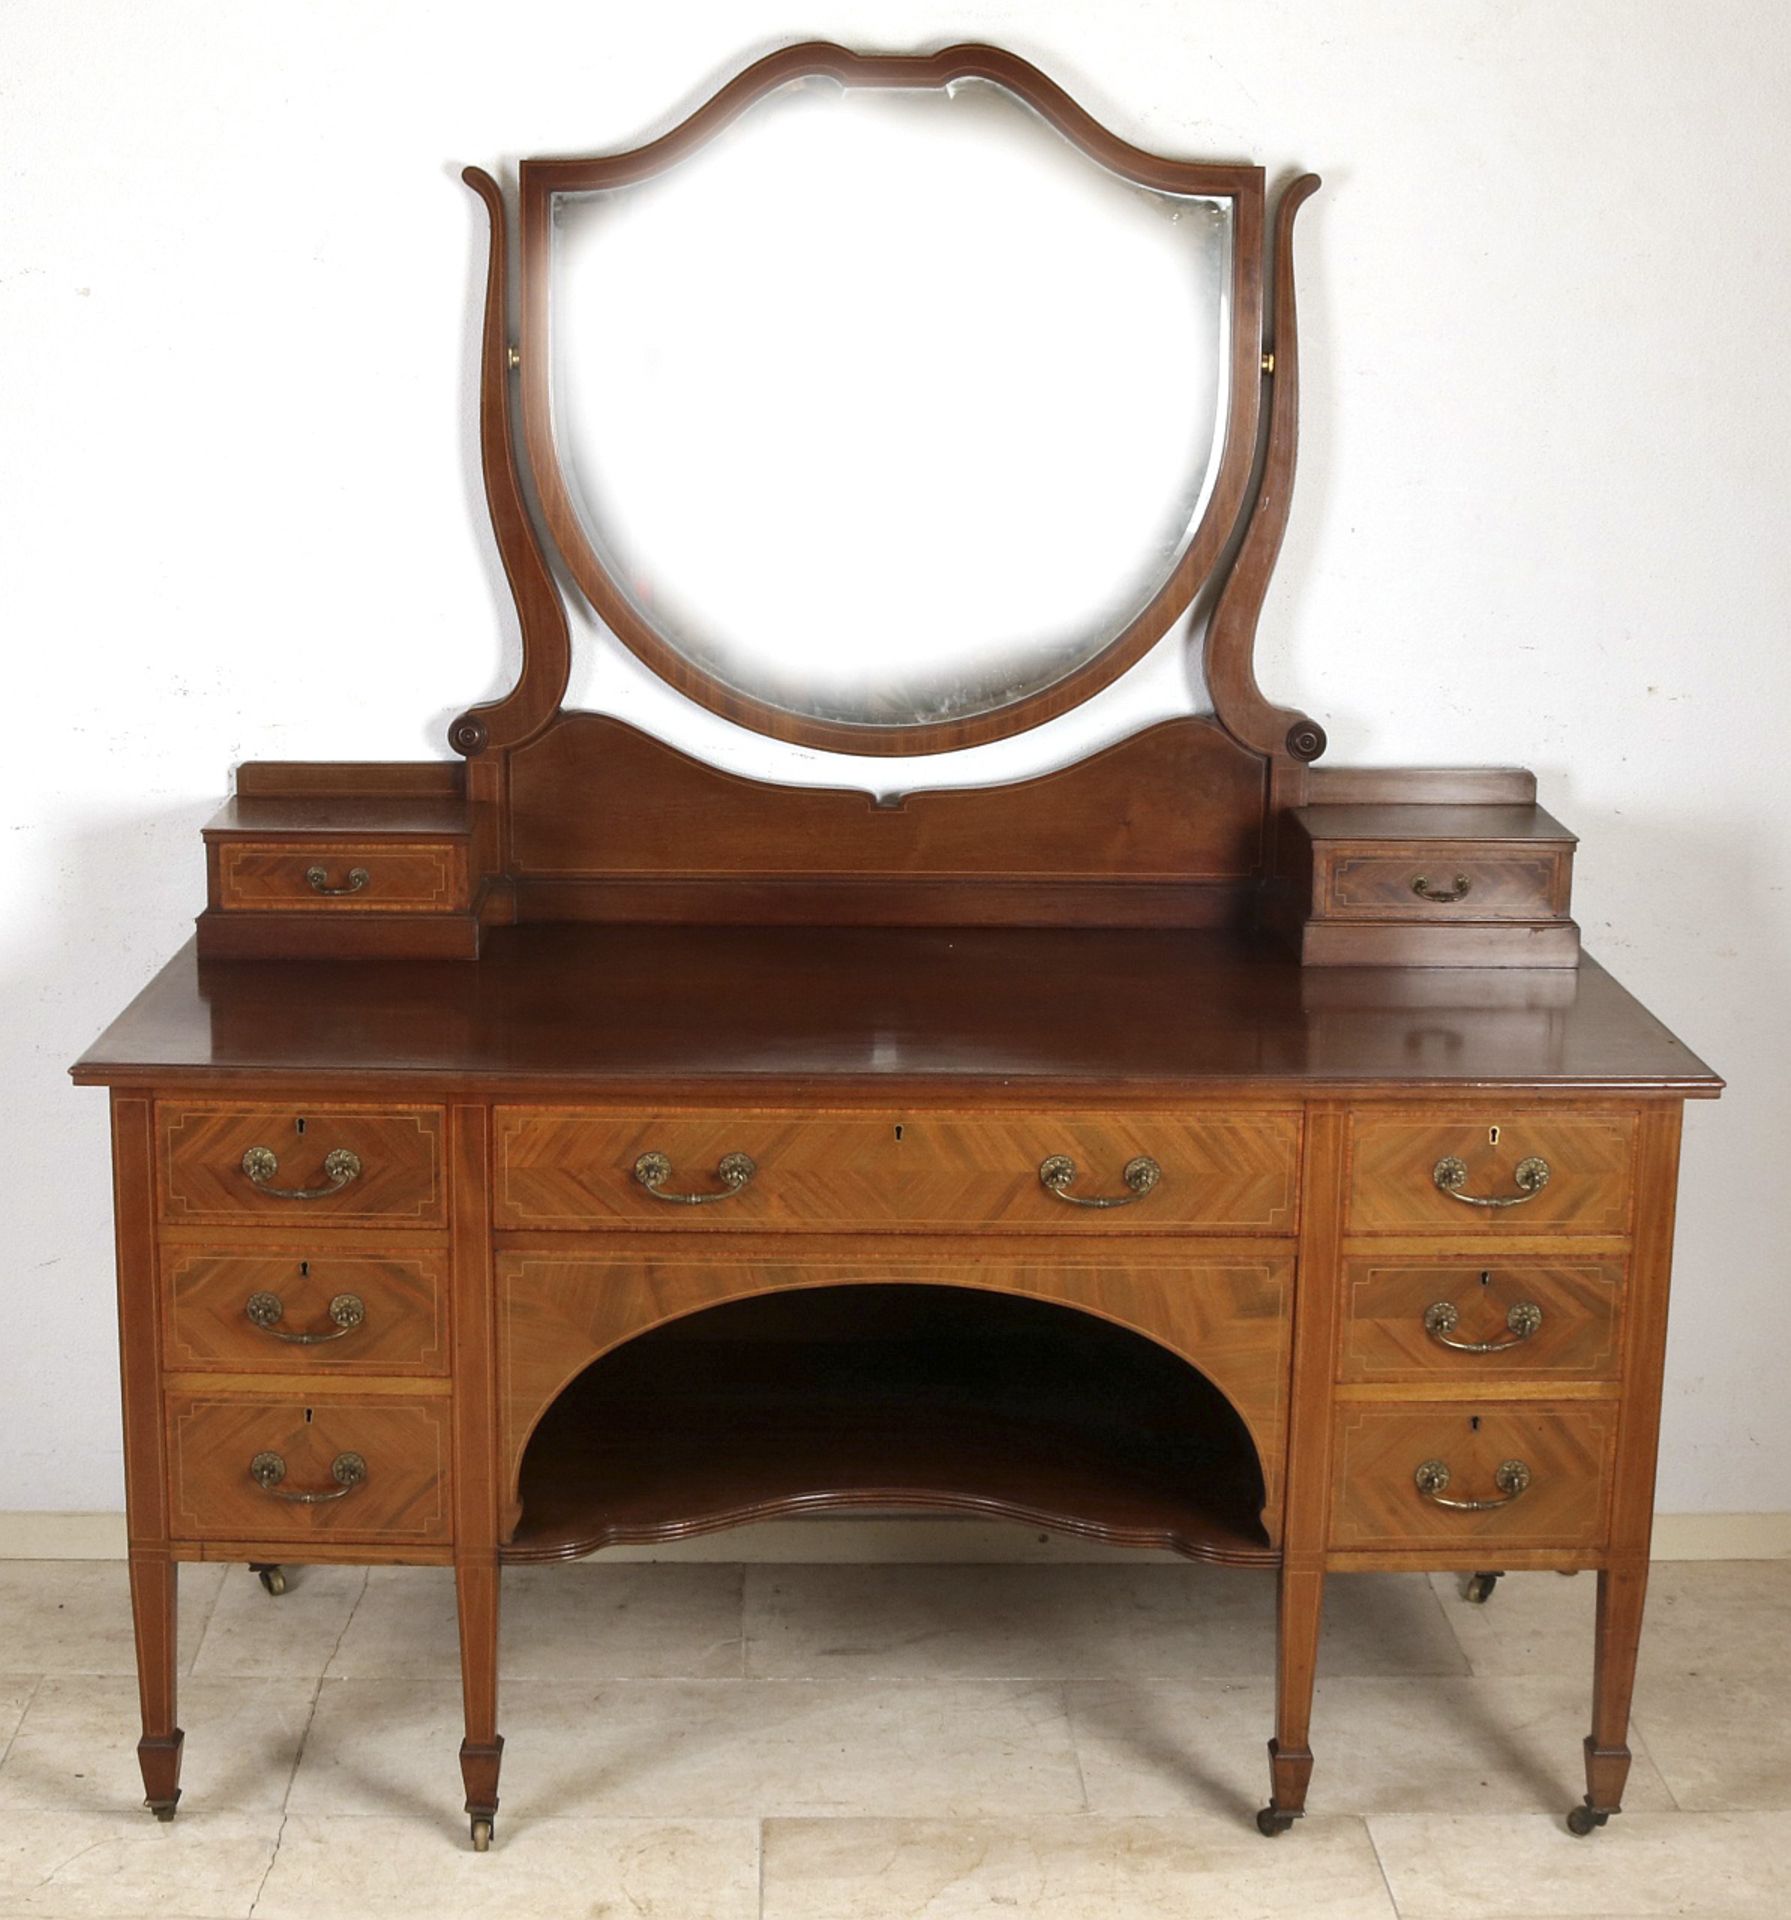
[70,926,1721,1099]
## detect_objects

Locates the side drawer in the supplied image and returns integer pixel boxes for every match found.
[1337,1254,1623,1384]
[1317,848,1570,922]
[166,1391,451,1545]
[1329,1401,1616,1552]
[159,1103,445,1227]
[163,1246,448,1375]
[215,840,469,913]
[1346,1110,1636,1236]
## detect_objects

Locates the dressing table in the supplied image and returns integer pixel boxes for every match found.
[72,43,1719,1855]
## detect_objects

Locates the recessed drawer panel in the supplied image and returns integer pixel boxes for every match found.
[166,1392,451,1545]
[1318,849,1570,922]
[159,1104,445,1227]
[215,840,469,913]
[1338,1255,1623,1384]
[1329,1401,1616,1552]
[163,1247,448,1374]
[1346,1111,1635,1236]
[493,1109,1300,1234]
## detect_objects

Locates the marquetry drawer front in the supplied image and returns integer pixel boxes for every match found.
[1317,849,1570,922]
[163,1248,448,1375]
[1329,1402,1617,1552]
[159,1104,445,1227]
[896,1112,1299,1233]
[166,1392,451,1545]
[494,1109,1299,1234]
[215,840,469,913]
[496,1111,906,1231]
[1338,1256,1624,1384]
[1346,1111,1635,1236]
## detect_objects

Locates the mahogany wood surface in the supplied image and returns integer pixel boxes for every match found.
[492,1107,1299,1235]
[1327,1400,1619,1552]
[158,1103,445,1226]
[161,1247,449,1375]
[74,928,1719,1096]
[215,842,470,914]
[164,1392,453,1545]
[1336,1254,1623,1384]
[1344,1109,1638,1235]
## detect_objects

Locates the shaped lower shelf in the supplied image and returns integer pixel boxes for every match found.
[504,1284,1276,1567]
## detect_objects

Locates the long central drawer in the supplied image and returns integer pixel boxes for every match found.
[493,1108,1301,1234]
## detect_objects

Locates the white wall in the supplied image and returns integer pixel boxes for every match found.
[3,0,1787,1519]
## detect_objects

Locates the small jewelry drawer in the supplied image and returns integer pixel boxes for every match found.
[1317,848,1570,923]
[162,1246,448,1374]
[165,1391,451,1545]
[1337,1254,1623,1383]
[1329,1400,1616,1552]
[493,1107,1300,1234]
[158,1103,446,1227]
[1345,1110,1636,1236]
[214,839,469,913]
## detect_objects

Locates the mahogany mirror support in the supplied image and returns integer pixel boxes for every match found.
[1206,173,1327,775]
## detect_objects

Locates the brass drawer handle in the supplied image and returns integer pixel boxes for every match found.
[1433,1154,1549,1207]
[1423,1297,1543,1352]
[240,1146,363,1199]
[1039,1154,1162,1208]
[1412,873,1472,903]
[1414,1457,1531,1510]
[249,1450,367,1503]
[305,865,369,896]
[633,1150,757,1204]
[245,1290,366,1345]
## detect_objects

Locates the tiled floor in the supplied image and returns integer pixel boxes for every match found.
[0,1556,1784,1916]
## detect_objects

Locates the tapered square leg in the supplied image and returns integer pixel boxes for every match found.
[456,1557,502,1850]
[1570,1563,1647,1835]
[128,1552,183,1819]
[1259,1566,1323,1835]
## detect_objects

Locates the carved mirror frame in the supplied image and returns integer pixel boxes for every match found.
[451,43,1324,771]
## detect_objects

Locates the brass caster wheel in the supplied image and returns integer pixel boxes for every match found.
[1255,1807,1297,1837]
[1463,1571,1502,1605]
[470,1815,494,1852]
[146,1800,179,1823]
[1566,1804,1611,1837]
[253,1564,287,1597]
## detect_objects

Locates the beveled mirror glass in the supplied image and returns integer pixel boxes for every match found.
[540,74,1238,744]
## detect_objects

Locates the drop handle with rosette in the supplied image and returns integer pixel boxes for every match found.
[1414,1458,1531,1511]
[245,1290,367,1345]
[239,1146,362,1200]
[1423,1298,1543,1352]
[1432,1154,1550,1208]
[633,1150,757,1205]
[248,1451,367,1503]
[1038,1154,1162,1208]
[1411,873,1472,903]
[305,865,369,896]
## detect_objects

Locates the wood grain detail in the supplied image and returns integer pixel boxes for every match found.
[493,1108,1299,1235]
[496,1241,1292,1542]
[508,714,1267,888]
[1346,1110,1636,1236]
[162,1247,448,1375]
[1329,1400,1617,1552]
[159,1104,445,1226]
[166,1393,451,1544]
[217,840,468,913]
[1338,1254,1623,1384]
[1319,849,1570,923]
